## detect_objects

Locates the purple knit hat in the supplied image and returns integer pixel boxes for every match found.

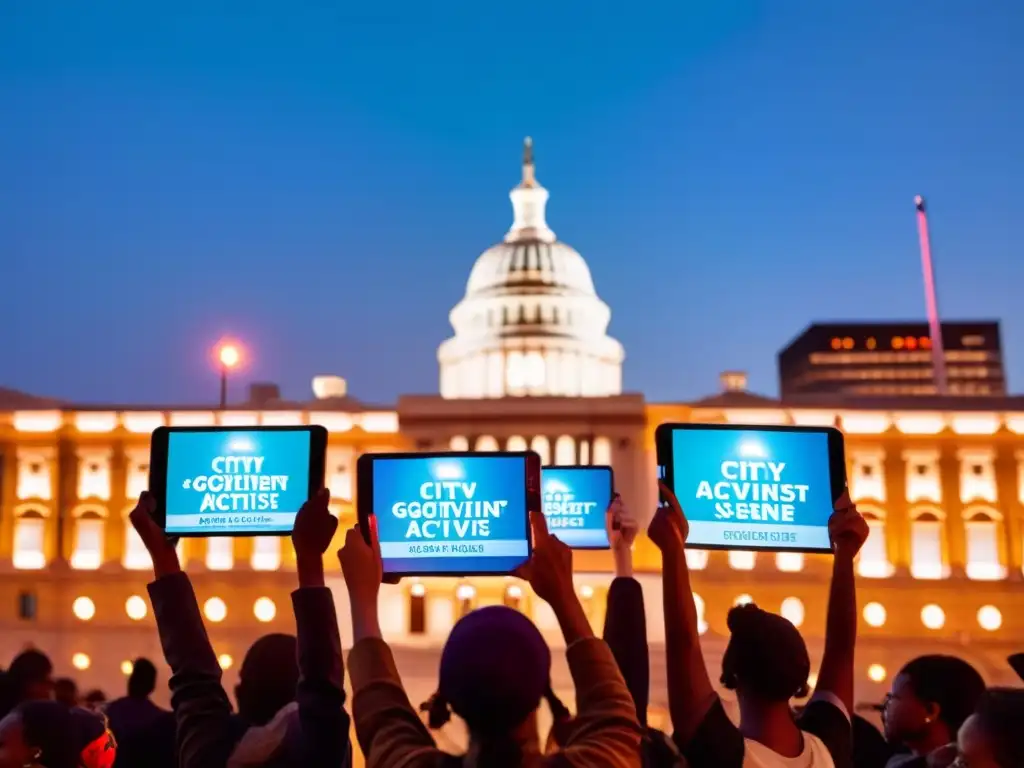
[438,605,551,732]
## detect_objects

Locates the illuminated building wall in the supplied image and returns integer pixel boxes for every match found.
[779,321,1006,398]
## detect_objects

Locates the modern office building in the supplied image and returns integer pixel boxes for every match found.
[2,143,1022,763]
[779,321,1006,399]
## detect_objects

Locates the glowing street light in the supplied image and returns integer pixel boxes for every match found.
[215,340,243,409]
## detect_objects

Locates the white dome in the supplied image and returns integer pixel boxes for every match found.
[438,138,624,399]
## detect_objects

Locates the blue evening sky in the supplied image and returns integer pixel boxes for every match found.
[2,2,1021,406]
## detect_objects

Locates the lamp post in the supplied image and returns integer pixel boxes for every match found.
[216,341,242,409]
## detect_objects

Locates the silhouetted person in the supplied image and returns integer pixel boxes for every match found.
[1,649,54,717]
[956,688,1024,768]
[852,714,893,768]
[0,699,116,767]
[54,678,79,708]
[84,691,107,712]
[106,658,172,768]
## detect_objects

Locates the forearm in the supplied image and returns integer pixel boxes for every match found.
[818,550,857,711]
[552,591,594,645]
[613,547,633,578]
[296,554,326,588]
[662,551,714,742]
[350,598,383,642]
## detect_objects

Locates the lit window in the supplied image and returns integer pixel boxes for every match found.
[866,337,877,350]
[728,551,756,571]
[125,595,148,621]
[13,511,46,570]
[830,337,842,350]
[858,515,893,578]
[123,522,151,570]
[964,513,1005,580]
[530,435,550,464]
[910,513,946,579]
[959,453,996,504]
[977,605,1002,631]
[456,584,475,617]
[449,435,469,451]
[251,537,281,571]
[475,435,499,452]
[218,654,233,670]
[523,351,546,392]
[850,452,885,502]
[868,664,887,683]
[780,597,805,627]
[17,451,53,500]
[506,435,528,452]
[842,337,854,350]
[734,594,753,606]
[70,513,104,570]
[72,653,91,671]
[206,538,234,571]
[204,597,227,623]
[921,604,945,630]
[592,437,613,467]
[892,337,904,350]
[863,602,887,627]
[776,552,804,572]
[73,597,96,621]
[693,593,708,635]
[77,451,112,501]
[253,597,276,623]
[685,550,709,570]
[554,435,575,465]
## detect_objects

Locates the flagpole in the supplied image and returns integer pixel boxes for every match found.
[914,195,948,395]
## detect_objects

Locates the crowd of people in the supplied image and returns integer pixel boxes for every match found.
[0,485,1021,768]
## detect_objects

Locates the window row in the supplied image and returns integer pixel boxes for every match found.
[448,434,613,466]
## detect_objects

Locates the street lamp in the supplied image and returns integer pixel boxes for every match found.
[215,341,242,408]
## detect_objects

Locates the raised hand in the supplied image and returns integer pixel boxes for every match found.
[607,493,638,550]
[128,491,180,579]
[828,490,869,559]
[338,519,383,606]
[518,509,574,607]
[292,488,335,587]
[647,481,689,556]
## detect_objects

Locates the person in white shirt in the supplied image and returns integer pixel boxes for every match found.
[649,484,868,768]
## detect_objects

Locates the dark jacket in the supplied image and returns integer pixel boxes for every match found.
[148,572,350,768]
[106,695,174,768]
[603,577,686,768]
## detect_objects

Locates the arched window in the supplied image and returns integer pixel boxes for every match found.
[554,435,575,466]
[251,537,281,571]
[685,550,709,570]
[456,584,476,618]
[776,552,804,572]
[592,437,613,467]
[475,435,499,452]
[409,583,427,635]
[70,506,107,570]
[13,506,48,570]
[449,435,469,451]
[910,508,947,580]
[206,538,234,571]
[857,507,893,578]
[530,436,550,464]
[963,507,1005,580]
[728,551,756,571]
[506,435,528,452]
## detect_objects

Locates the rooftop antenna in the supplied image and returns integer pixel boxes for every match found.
[914,195,948,395]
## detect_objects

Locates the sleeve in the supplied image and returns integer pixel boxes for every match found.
[602,577,650,727]
[148,572,235,768]
[675,698,746,768]
[798,694,852,768]
[291,587,352,768]
[556,637,644,768]
[348,637,442,768]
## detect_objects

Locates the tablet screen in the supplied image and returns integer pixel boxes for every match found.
[669,426,833,552]
[371,454,531,575]
[164,428,311,535]
[541,467,612,548]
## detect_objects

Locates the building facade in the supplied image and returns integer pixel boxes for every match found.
[2,142,1022,761]
[779,321,1006,398]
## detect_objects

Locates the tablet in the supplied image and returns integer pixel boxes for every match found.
[655,423,846,554]
[149,425,327,537]
[357,450,541,577]
[541,465,614,549]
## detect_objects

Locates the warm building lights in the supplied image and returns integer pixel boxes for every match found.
[72,653,91,671]
[734,594,753,607]
[253,597,276,623]
[410,582,427,598]
[218,654,233,670]
[579,584,595,600]
[780,597,805,628]
[455,584,476,601]
[73,597,96,621]
[506,584,523,599]
[921,604,945,630]
[121,661,134,676]
[977,605,1002,631]
[863,602,887,628]
[693,593,708,636]
[807,673,819,691]
[204,597,227,623]
[868,664,887,683]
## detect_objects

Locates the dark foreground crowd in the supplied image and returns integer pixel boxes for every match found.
[0,487,1021,768]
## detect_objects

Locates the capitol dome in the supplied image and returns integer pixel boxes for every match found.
[438,138,624,399]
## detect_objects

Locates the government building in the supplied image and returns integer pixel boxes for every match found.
[1,141,1022,758]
